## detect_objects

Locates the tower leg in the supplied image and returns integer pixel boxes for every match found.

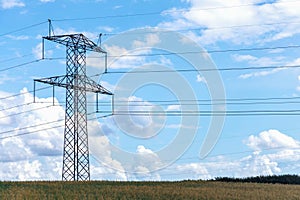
[62,46,89,181]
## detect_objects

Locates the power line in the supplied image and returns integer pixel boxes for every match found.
[94,64,300,76]
[98,101,300,107]
[0,105,56,120]
[0,119,64,136]
[0,86,51,101]
[0,53,35,64]
[1,56,297,77]
[103,20,300,36]
[100,96,300,103]
[33,99,300,107]
[0,114,111,140]
[101,45,300,58]
[101,111,300,117]
[0,102,33,113]
[0,125,64,140]
[51,0,300,22]
[0,48,58,65]
[0,21,48,37]
[0,114,99,137]
[0,59,43,73]
[89,146,300,177]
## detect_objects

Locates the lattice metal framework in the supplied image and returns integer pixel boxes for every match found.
[35,34,112,181]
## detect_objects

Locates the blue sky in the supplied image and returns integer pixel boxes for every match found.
[1,0,300,181]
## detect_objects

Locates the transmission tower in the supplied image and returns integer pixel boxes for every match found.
[34,33,113,181]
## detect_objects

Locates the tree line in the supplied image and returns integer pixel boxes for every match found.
[214,174,300,185]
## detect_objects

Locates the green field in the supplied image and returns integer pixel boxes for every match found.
[1,180,300,200]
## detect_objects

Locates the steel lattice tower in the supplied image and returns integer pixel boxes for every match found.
[34,34,112,181]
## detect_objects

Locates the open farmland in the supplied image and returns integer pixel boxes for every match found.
[1,180,300,200]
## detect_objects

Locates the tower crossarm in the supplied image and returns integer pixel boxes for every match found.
[43,34,106,53]
[35,75,113,95]
[35,32,111,181]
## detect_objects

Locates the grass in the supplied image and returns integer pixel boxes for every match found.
[1,180,300,199]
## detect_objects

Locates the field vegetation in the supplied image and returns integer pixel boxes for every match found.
[1,176,300,199]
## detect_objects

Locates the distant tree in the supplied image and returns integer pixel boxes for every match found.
[214,174,300,185]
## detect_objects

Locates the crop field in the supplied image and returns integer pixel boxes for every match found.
[1,180,300,200]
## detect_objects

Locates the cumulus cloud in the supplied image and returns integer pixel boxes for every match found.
[112,96,166,138]
[0,88,65,180]
[89,135,127,180]
[159,129,300,179]
[87,44,147,70]
[175,162,211,180]
[89,117,163,180]
[246,129,300,151]
[128,145,162,180]
[32,42,53,59]
[0,137,33,162]
[237,56,300,79]
[0,160,41,180]
[0,88,65,157]
[1,0,25,9]
[159,0,300,45]
[239,153,281,176]
[87,33,167,70]
[132,33,161,48]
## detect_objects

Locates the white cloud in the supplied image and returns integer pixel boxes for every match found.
[239,153,281,176]
[239,67,284,79]
[99,26,115,33]
[32,42,53,59]
[196,74,207,83]
[112,95,166,138]
[0,157,63,180]
[129,145,162,180]
[132,33,161,48]
[0,160,42,180]
[0,74,15,85]
[87,44,147,70]
[1,0,25,9]
[6,35,29,40]
[159,0,300,45]
[0,88,67,180]
[51,27,98,40]
[87,33,171,71]
[113,5,122,9]
[40,0,55,2]
[232,54,257,62]
[175,163,211,180]
[89,135,127,180]
[166,104,181,111]
[117,96,153,128]
[0,88,65,159]
[161,130,300,179]
[0,90,157,180]
[246,129,300,151]
[238,56,300,79]
[233,54,284,67]
[288,58,300,66]
[0,137,33,162]
[135,145,161,170]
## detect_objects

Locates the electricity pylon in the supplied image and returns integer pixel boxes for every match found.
[34,33,112,181]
